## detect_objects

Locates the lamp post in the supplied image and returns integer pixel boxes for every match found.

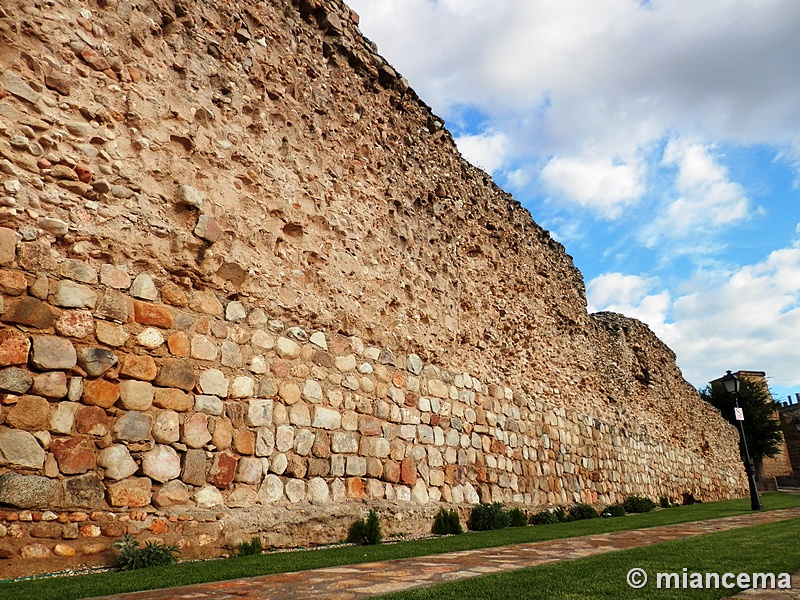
[719,370,762,511]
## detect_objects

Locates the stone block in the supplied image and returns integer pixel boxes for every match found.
[95,290,130,322]
[50,401,79,434]
[55,310,95,338]
[0,367,32,393]
[310,406,341,430]
[294,429,315,455]
[182,413,211,448]
[30,371,67,400]
[30,335,76,370]
[76,347,118,377]
[153,388,192,411]
[142,445,181,483]
[153,480,190,508]
[289,403,311,427]
[107,477,152,507]
[51,436,96,474]
[167,332,190,356]
[61,472,105,509]
[246,399,273,426]
[130,273,158,301]
[0,427,45,468]
[0,269,27,295]
[181,449,207,486]
[82,378,120,409]
[54,280,97,309]
[278,381,300,404]
[119,354,157,381]
[118,380,154,411]
[133,300,173,328]
[2,297,53,329]
[255,427,274,456]
[7,395,50,430]
[208,451,238,488]
[0,330,30,366]
[194,394,223,416]
[97,445,138,480]
[233,429,255,455]
[75,406,110,436]
[401,457,417,485]
[112,411,153,444]
[235,456,263,484]
[198,368,228,397]
[96,321,129,347]
[154,359,195,390]
[152,410,180,444]
[331,431,359,454]
[230,376,254,398]
[99,264,131,289]
[284,478,305,503]
[258,474,283,503]
[212,419,233,450]
[0,473,61,509]
[0,227,19,265]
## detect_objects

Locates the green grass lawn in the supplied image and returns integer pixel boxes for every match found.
[1,492,798,600]
[378,517,800,599]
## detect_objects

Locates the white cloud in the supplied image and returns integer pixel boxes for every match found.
[588,244,800,390]
[586,273,670,334]
[638,139,752,247]
[454,131,509,173]
[541,154,645,218]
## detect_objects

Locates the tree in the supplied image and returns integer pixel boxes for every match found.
[700,377,785,482]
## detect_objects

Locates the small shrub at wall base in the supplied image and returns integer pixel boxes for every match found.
[507,507,528,527]
[567,503,600,521]
[601,504,626,518]
[623,495,656,513]
[468,502,511,531]
[660,496,679,509]
[232,537,263,557]
[348,510,383,545]
[432,508,464,535]
[529,506,568,525]
[112,533,180,571]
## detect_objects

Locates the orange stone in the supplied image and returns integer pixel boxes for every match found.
[119,354,157,381]
[82,378,120,408]
[149,519,169,534]
[400,457,417,485]
[133,301,174,328]
[167,332,190,357]
[0,329,30,365]
[346,477,365,498]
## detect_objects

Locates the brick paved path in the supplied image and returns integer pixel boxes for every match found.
[94,507,800,600]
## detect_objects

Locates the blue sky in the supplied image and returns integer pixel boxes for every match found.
[347,0,800,400]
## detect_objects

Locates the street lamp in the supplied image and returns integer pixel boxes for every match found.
[719,370,762,511]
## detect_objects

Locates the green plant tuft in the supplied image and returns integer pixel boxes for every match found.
[467,502,510,531]
[623,495,656,513]
[529,506,568,525]
[232,536,263,557]
[432,508,464,535]
[112,533,180,571]
[601,503,626,518]
[348,509,383,545]
[567,503,600,521]
[507,507,528,527]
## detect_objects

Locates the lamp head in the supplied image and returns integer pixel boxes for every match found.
[720,370,739,395]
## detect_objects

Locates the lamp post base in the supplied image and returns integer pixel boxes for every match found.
[744,460,762,511]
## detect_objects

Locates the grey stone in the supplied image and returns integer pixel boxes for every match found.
[176,184,205,208]
[152,410,180,444]
[258,474,283,503]
[0,70,40,104]
[54,280,97,309]
[97,445,138,480]
[130,272,158,301]
[0,367,32,393]
[112,412,153,443]
[198,368,228,397]
[0,473,61,509]
[181,448,207,486]
[30,335,77,370]
[61,472,105,509]
[0,428,45,469]
[406,353,423,375]
[194,484,223,508]
[60,259,97,284]
[76,347,118,377]
[194,394,223,416]
[50,401,79,434]
[225,301,246,322]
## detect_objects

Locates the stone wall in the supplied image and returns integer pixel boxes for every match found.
[0,0,746,576]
